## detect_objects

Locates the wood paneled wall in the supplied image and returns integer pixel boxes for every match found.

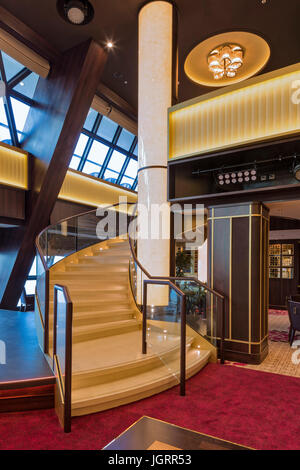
[207,202,270,364]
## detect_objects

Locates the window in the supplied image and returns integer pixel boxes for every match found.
[0,50,39,147]
[269,243,294,279]
[70,109,138,190]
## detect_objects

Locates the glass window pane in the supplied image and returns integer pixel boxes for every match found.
[269,256,281,267]
[282,256,293,267]
[74,133,88,156]
[87,140,109,165]
[107,150,126,173]
[97,116,118,142]
[269,244,281,255]
[84,108,98,131]
[25,280,36,295]
[0,99,8,125]
[104,169,118,180]
[282,268,294,279]
[124,159,138,178]
[11,97,30,132]
[69,155,80,170]
[82,160,101,175]
[13,73,39,99]
[117,128,135,151]
[269,268,280,279]
[29,258,37,276]
[2,52,25,81]
[282,244,294,255]
[121,175,134,187]
[133,142,138,157]
[0,124,11,143]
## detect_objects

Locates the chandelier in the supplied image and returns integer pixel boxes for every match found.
[207,43,244,80]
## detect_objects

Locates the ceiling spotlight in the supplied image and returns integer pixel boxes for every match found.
[57,0,94,26]
[106,41,114,49]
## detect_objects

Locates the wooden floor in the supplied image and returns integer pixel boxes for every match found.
[229,312,300,378]
[0,309,54,387]
[103,416,252,450]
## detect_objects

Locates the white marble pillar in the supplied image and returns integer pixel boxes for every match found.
[138,1,173,305]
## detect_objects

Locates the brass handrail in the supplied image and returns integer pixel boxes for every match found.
[128,205,226,364]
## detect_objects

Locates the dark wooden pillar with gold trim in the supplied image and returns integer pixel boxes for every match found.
[207,202,269,364]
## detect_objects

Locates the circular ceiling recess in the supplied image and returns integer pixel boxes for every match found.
[184,31,270,87]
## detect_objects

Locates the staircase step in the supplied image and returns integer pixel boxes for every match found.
[71,334,194,389]
[73,309,136,326]
[71,349,211,416]
[73,319,141,342]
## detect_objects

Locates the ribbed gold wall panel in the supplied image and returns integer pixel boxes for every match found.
[0,142,28,189]
[58,169,137,208]
[169,64,300,160]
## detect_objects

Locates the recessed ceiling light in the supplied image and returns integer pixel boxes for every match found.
[56,0,94,26]
[106,41,114,49]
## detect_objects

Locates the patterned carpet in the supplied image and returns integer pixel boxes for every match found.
[228,310,300,378]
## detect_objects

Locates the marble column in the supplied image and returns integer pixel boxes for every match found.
[137,1,173,305]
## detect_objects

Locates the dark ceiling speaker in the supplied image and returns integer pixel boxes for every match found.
[57,0,94,25]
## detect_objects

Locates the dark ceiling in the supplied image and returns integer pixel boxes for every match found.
[0,0,299,113]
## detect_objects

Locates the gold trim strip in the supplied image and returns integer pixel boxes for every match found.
[207,334,269,345]
[229,218,232,340]
[142,416,254,450]
[210,208,214,338]
[208,214,269,221]
[249,206,252,354]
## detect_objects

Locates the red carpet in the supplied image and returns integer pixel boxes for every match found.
[1,364,300,450]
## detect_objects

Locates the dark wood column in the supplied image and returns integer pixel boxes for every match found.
[0,39,107,310]
[207,202,270,364]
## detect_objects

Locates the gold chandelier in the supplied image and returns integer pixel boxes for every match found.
[207,43,244,80]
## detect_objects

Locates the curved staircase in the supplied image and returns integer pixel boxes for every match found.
[46,236,212,416]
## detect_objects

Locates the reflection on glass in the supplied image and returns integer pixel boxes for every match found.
[282,268,294,279]
[269,255,281,267]
[282,256,293,267]
[56,289,67,393]
[269,244,281,255]
[117,128,135,151]
[269,268,281,279]
[97,116,118,142]
[282,244,294,255]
